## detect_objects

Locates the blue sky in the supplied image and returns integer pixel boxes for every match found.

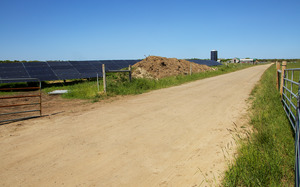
[0,0,299,60]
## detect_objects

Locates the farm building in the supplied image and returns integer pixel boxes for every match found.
[240,58,256,63]
[228,58,257,64]
[228,58,240,63]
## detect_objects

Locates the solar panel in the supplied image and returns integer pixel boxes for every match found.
[0,71,29,78]
[112,60,130,69]
[80,72,103,79]
[117,60,130,68]
[46,61,71,66]
[23,62,59,81]
[69,61,104,79]
[0,63,30,79]
[105,60,121,70]
[0,63,24,68]
[107,62,121,70]
[23,62,49,67]
[126,60,140,66]
[122,60,131,67]
[125,60,133,65]
[70,61,98,73]
[88,61,104,71]
[56,73,82,80]
[46,61,81,80]
[90,61,118,71]
[0,59,142,83]
[187,60,221,66]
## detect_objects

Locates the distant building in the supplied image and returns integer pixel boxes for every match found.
[228,58,257,64]
[240,58,254,63]
[228,58,240,63]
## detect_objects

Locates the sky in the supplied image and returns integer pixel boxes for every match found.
[0,0,299,61]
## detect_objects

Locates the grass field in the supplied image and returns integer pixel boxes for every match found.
[222,63,297,186]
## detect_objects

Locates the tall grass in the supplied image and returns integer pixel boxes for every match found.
[222,64,295,186]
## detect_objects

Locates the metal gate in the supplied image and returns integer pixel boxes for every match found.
[277,63,300,186]
[0,78,42,123]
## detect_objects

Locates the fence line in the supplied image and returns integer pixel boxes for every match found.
[0,78,42,124]
[277,62,300,186]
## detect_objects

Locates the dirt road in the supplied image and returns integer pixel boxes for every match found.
[0,64,271,187]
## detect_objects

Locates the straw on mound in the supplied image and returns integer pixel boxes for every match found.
[132,56,212,79]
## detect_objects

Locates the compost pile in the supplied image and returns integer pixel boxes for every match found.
[132,56,212,79]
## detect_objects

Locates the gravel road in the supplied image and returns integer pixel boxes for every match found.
[0,64,271,187]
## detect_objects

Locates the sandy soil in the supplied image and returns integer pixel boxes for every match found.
[0,64,271,187]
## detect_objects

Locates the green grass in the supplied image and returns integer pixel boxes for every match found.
[222,64,295,186]
[40,63,254,101]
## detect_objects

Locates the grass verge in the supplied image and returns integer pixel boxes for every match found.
[222,64,295,186]
[41,63,254,101]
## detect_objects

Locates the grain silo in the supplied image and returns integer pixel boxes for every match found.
[211,50,218,61]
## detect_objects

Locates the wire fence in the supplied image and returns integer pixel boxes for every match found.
[277,63,300,186]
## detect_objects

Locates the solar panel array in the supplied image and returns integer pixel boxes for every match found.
[186,59,222,66]
[0,60,140,83]
[0,59,221,83]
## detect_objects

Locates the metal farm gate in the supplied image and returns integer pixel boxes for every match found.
[0,78,42,124]
[277,62,300,186]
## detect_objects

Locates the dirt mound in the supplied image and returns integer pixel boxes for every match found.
[132,56,212,79]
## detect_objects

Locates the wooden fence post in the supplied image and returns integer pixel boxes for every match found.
[190,63,192,75]
[280,61,287,97]
[39,81,42,116]
[97,73,100,92]
[276,61,280,90]
[128,65,132,82]
[102,64,106,93]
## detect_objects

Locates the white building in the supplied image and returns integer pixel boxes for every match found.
[240,58,254,63]
[228,58,256,64]
[228,58,240,63]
